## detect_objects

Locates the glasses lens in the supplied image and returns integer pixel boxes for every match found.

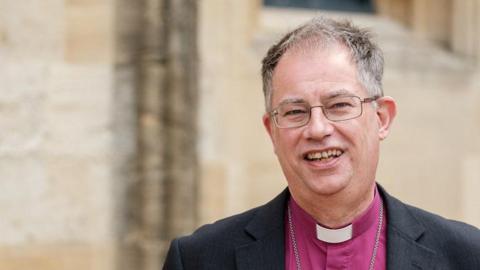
[275,102,309,128]
[323,96,361,121]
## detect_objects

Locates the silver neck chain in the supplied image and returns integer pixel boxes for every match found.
[287,202,384,270]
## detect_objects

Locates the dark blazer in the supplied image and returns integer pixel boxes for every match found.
[163,186,480,269]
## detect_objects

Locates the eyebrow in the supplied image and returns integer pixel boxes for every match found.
[323,89,354,99]
[278,98,306,105]
[277,89,355,106]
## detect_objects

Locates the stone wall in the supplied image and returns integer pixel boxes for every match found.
[0,0,118,269]
[198,0,281,225]
[375,0,480,228]
[0,0,198,269]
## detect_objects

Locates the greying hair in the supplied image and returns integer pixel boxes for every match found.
[261,17,384,111]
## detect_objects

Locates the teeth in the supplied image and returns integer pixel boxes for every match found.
[306,149,343,161]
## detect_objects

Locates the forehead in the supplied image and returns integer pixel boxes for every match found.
[278,89,356,105]
[271,45,365,104]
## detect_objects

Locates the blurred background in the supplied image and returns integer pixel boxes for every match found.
[1,0,479,269]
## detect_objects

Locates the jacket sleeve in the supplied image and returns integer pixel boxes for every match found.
[163,239,185,270]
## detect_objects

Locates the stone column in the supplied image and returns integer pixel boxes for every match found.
[410,0,451,45]
[115,0,198,269]
[375,0,452,45]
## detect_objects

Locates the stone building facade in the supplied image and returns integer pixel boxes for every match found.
[0,0,479,269]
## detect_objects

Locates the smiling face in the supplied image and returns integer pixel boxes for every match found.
[263,45,396,209]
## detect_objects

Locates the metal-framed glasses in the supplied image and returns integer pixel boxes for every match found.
[270,95,380,128]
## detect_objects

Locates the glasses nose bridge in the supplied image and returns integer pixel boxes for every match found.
[302,103,334,137]
[307,104,329,124]
[309,104,327,118]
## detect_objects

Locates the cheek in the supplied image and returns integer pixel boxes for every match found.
[342,122,376,157]
[273,131,300,156]
[358,125,381,161]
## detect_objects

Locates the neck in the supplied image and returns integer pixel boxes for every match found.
[291,183,376,228]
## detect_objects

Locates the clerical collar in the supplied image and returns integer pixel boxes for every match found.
[316,222,352,243]
[289,187,382,244]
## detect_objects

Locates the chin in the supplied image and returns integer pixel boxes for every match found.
[306,177,351,197]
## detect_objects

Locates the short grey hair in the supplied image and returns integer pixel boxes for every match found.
[261,17,384,111]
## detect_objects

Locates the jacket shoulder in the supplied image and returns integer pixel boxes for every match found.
[379,185,480,268]
[379,185,480,251]
[163,206,262,270]
[164,189,289,269]
[404,203,480,265]
[180,205,261,245]
[177,189,288,247]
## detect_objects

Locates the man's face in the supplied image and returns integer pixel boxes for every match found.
[263,45,396,204]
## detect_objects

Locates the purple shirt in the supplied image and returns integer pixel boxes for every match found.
[285,188,387,270]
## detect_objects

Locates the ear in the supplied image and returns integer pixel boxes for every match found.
[263,113,280,155]
[263,113,275,142]
[376,96,397,140]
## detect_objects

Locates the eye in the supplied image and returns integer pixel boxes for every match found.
[325,96,358,111]
[277,102,309,118]
[329,102,354,109]
[283,109,307,116]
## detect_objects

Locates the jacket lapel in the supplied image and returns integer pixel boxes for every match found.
[235,190,288,270]
[387,227,436,270]
[379,186,437,270]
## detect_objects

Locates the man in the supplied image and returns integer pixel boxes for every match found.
[163,17,480,270]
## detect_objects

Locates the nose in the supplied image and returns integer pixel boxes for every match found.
[303,107,334,140]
